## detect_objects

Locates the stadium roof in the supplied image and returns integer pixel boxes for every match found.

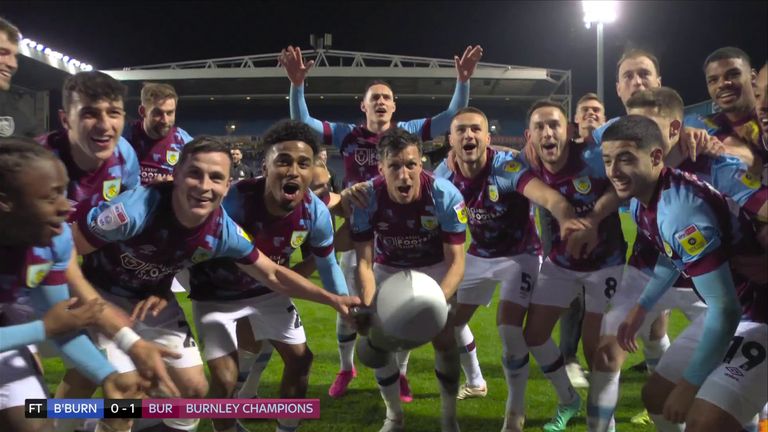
[101,49,572,116]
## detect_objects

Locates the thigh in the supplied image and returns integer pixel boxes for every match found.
[0,348,47,410]
[529,259,583,310]
[456,254,498,307]
[695,321,768,426]
[192,300,251,362]
[583,265,624,314]
[654,313,706,383]
[248,295,307,345]
[498,253,541,309]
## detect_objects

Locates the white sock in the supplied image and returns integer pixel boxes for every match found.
[162,419,200,431]
[648,413,684,431]
[396,350,410,375]
[435,349,460,424]
[587,371,620,432]
[455,324,485,387]
[336,313,357,372]
[237,348,257,385]
[238,343,274,398]
[529,339,577,405]
[499,324,529,416]
[375,359,403,421]
[643,334,670,373]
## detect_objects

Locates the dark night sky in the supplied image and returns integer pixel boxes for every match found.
[3,1,766,117]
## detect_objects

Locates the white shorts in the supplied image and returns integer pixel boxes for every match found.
[0,347,47,410]
[531,259,623,314]
[374,262,448,287]
[192,293,306,361]
[655,314,767,425]
[602,266,707,337]
[340,251,359,297]
[457,253,541,308]
[92,290,202,373]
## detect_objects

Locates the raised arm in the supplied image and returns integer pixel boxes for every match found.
[428,46,483,136]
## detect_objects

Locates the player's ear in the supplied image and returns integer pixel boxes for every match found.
[669,119,682,142]
[138,104,146,118]
[58,109,70,131]
[0,192,13,213]
[651,146,664,166]
[360,100,366,113]
[523,129,531,142]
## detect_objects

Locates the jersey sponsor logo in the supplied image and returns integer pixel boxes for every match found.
[573,176,592,194]
[504,160,522,173]
[420,216,438,230]
[190,247,213,264]
[236,225,253,242]
[0,116,15,137]
[119,253,146,270]
[166,150,180,166]
[96,203,128,231]
[739,171,760,190]
[102,178,121,201]
[453,202,468,224]
[290,230,308,248]
[488,185,499,202]
[674,224,708,256]
[26,262,53,288]
[663,241,674,257]
[353,147,377,166]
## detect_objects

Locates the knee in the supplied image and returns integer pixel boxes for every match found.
[179,374,210,398]
[285,347,314,375]
[523,327,545,347]
[209,364,238,396]
[593,340,626,372]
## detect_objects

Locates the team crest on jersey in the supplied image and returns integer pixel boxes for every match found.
[488,185,499,202]
[26,262,53,288]
[102,179,121,200]
[420,216,438,230]
[453,202,468,224]
[739,171,760,190]
[573,176,591,194]
[663,241,674,257]
[166,150,180,166]
[236,225,253,242]
[504,160,522,173]
[674,224,708,256]
[190,247,212,264]
[290,230,308,248]
[0,116,15,137]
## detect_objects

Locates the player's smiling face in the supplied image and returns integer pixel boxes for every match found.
[706,57,755,114]
[617,56,661,108]
[576,99,605,134]
[0,30,18,91]
[3,158,71,246]
[362,84,396,124]
[141,97,177,139]
[753,64,767,135]
[263,140,314,214]
[380,144,422,204]
[173,151,231,224]
[601,139,661,202]
[527,107,568,169]
[61,93,126,165]
[450,112,489,164]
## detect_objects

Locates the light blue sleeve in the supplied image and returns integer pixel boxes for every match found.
[591,117,619,146]
[307,194,348,295]
[0,321,46,351]
[221,184,245,223]
[583,139,608,178]
[433,177,468,234]
[637,254,682,311]
[683,114,718,135]
[710,155,761,207]
[350,181,377,236]
[118,137,141,191]
[657,186,723,267]
[685,263,741,386]
[494,152,532,194]
[290,84,354,148]
[432,160,453,179]
[427,80,470,138]
[177,127,194,144]
[82,186,156,245]
[214,211,258,261]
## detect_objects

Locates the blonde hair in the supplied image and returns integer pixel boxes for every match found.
[140,82,178,106]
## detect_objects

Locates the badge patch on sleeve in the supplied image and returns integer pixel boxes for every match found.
[96,203,128,231]
[453,202,468,224]
[236,225,253,242]
[504,160,521,173]
[739,171,760,190]
[26,262,53,288]
[290,230,308,248]
[674,224,708,256]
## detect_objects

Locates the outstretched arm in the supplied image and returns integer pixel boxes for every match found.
[428,45,483,135]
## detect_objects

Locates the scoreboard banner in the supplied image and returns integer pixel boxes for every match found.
[25,398,320,419]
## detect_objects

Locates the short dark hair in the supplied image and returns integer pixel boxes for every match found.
[62,71,127,113]
[0,17,20,45]
[452,106,489,128]
[601,115,665,151]
[178,135,232,167]
[0,137,58,198]
[616,49,661,80]
[261,119,318,155]
[576,92,604,107]
[363,80,394,98]
[703,46,752,72]
[377,127,422,159]
[626,87,685,120]
[526,99,567,125]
